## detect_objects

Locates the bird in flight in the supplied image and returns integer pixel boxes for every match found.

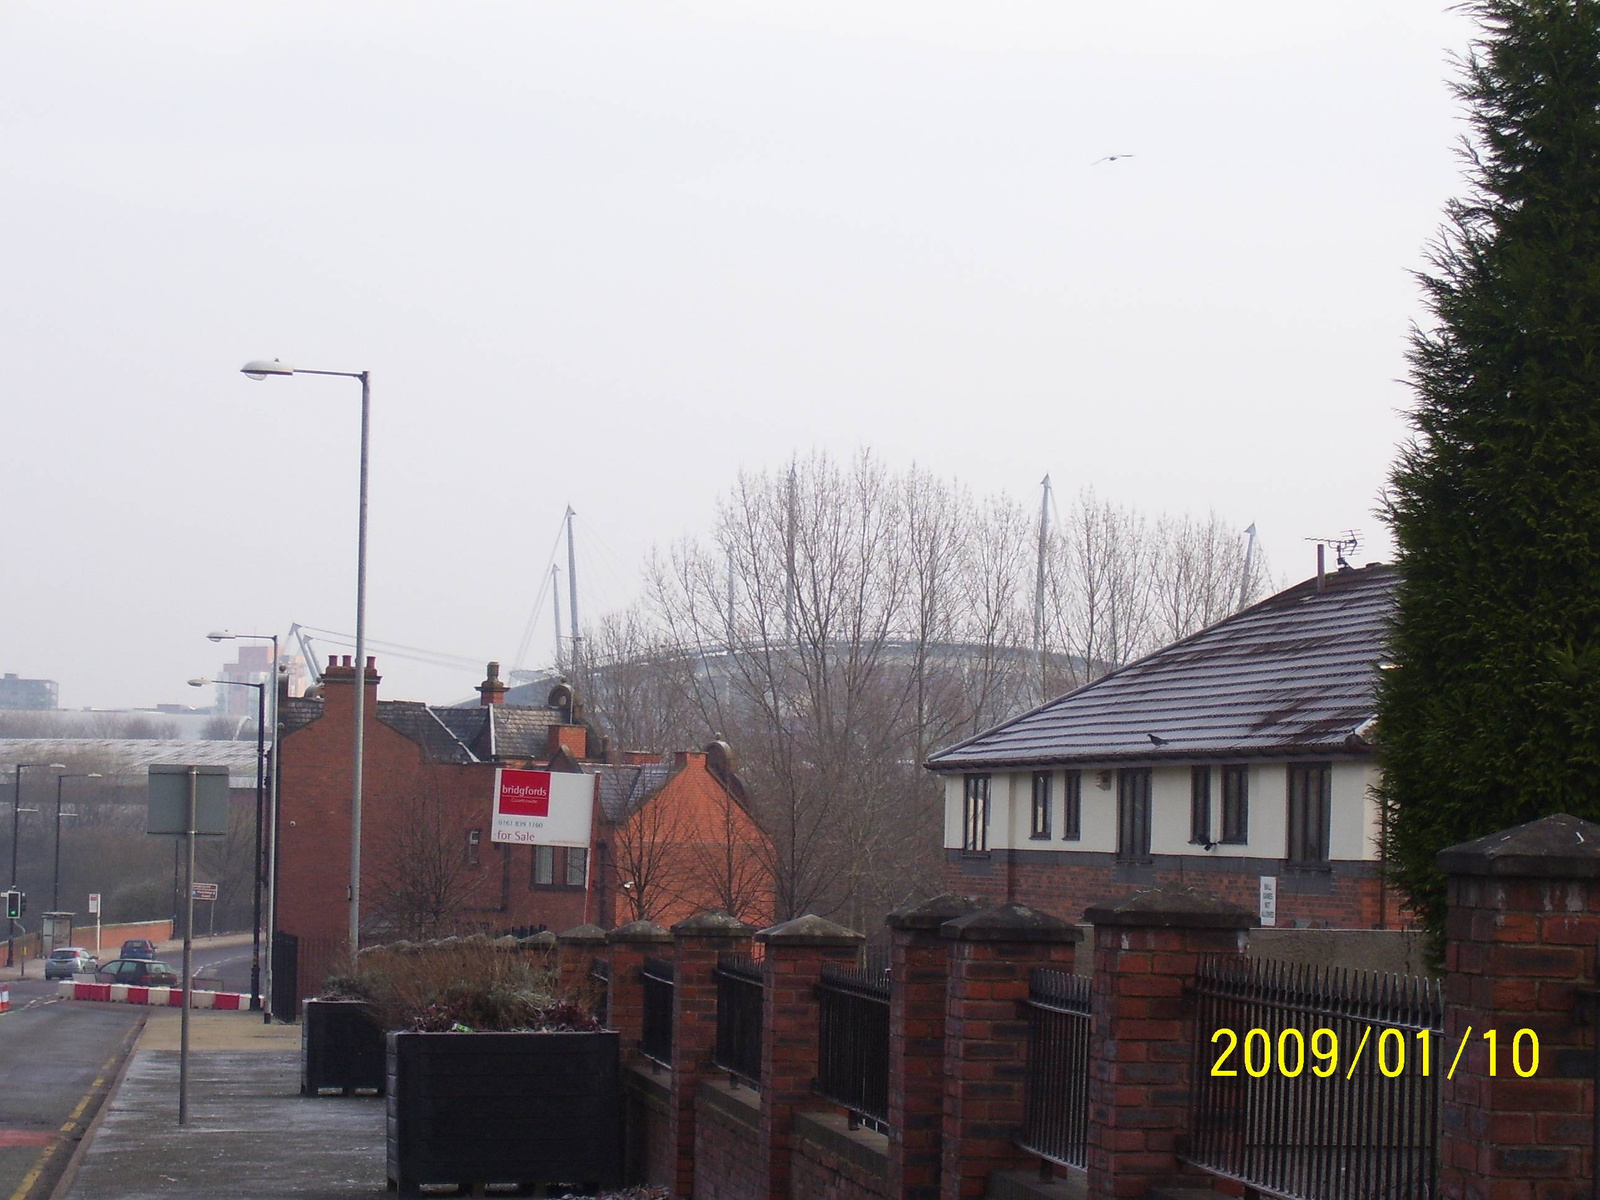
[1091,154,1135,165]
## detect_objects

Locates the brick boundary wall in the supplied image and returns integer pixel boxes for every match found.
[940,903,1080,1200]
[1083,885,1253,1200]
[694,1079,764,1200]
[757,914,867,1200]
[1436,814,1600,1198]
[622,1066,673,1189]
[791,1110,892,1200]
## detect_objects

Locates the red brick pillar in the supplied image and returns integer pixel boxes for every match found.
[887,894,983,1200]
[1437,813,1600,1197]
[1083,885,1253,1200]
[556,923,608,1003]
[940,902,1081,1200]
[606,920,671,1070]
[756,914,866,1200]
[669,911,755,1198]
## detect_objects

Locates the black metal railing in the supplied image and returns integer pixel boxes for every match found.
[1188,955,1443,1200]
[714,952,764,1089]
[590,955,610,1028]
[1018,967,1092,1170]
[816,949,891,1130]
[641,955,675,1069]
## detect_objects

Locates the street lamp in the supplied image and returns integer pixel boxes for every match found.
[189,675,265,1011]
[240,359,370,961]
[53,773,101,912]
[9,762,64,967]
[208,631,280,1022]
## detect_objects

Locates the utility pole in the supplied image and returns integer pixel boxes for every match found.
[551,564,563,670]
[1239,523,1258,610]
[784,463,797,643]
[1034,474,1052,703]
[565,506,581,675]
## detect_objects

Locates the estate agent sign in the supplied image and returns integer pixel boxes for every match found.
[490,769,592,848]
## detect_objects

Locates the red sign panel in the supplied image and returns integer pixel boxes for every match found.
[497,770,552,817]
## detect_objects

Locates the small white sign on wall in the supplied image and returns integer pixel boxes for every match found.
[1258,875,1278,927]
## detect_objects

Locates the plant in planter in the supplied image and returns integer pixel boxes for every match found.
[331,935,620,1197]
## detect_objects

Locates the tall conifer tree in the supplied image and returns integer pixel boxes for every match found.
[1380,0,1600,947]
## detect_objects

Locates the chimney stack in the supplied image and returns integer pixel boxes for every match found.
[477,661,508,707]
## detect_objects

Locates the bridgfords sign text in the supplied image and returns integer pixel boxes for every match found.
[490,768,593,848]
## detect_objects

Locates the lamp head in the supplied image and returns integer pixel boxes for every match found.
[187,678,209,688]
[207,631,231,642]
[241,359,294,381]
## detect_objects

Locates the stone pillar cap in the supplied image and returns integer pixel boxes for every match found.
[671,910,756,937]
[886,893,986,931]
[517,931,558,950]
[556,923,609,945]
[1084,885,1255,929]
[941,902,1081,943]
[1436,813,1600,878]
[607,919,672,944]
[755,913,865,946]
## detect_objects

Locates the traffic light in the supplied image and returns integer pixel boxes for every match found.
[3,891,19,920]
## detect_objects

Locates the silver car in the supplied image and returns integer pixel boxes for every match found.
[45,946,99,980]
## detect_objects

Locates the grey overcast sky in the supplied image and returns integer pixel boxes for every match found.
[3,2,1475,711]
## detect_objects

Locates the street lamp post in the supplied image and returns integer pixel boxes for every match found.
[189,675,264,1010]
[9,762,64,967]
[53,773,101,912]
[205,631,279,1021]
[241,360,370,961]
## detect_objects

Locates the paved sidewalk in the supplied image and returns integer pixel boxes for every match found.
[59,1008,386,1200]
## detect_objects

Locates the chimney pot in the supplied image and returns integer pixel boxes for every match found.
[366,655,376,671]
[342,655,352,667]
[327,655,338,670]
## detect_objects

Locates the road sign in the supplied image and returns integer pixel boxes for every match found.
[87,893,100,914]
[191,883,219,902]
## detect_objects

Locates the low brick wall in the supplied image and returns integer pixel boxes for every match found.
[791,1111,891,1200]
[623,1067,673,1188]
[693,1079,763,1200]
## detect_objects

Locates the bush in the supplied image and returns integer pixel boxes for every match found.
[322,935,604,1033]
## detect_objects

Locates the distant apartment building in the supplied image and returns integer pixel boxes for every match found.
[0,673,58,710]
[217,645,273,718]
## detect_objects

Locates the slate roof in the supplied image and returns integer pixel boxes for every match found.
[927,563,1397,771]
[281,696,564,765]
[594,761,676,822]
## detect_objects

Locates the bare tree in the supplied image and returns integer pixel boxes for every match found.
[367,769,489,939]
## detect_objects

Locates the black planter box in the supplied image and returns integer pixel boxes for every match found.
[302,999,387,1096]
[385,1029,621,1196]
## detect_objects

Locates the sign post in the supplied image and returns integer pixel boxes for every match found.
[88,893,100,956]
[148,765,228,1126]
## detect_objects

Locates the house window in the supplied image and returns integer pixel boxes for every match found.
[962,774,990,854]
[1287,763,1332,864]
[1061,771,1081,841]
[1190,768,1211,845]
[466,828,481,866]
[1116,768,1152,861]
[1030,772,1052,839]
[565,847,588,887]
[532,844,555,886]
[1221,765,1249,845]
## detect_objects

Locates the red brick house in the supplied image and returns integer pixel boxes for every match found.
[927,562,1410,929]
[274,657,771,984]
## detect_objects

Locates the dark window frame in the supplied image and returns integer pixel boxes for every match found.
[1220,765,1250,845]
[961,774,990,855]
[1286,762,1333,866]
[565,846,589,887]
[532,843,555,887]
[1190,767,1211,845]
[1030,771,1052,839]
[1060,770,1082,841]
[1116,768,1153,862]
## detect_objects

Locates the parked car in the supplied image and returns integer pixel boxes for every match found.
[44,947,98,980]
[95,958,179,987]
[120,938,158,960]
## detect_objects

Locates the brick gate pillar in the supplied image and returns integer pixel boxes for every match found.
[669,911,755,1198]
[939,902,1081,1200]
[606,919,671,1070]
[755,914,866,1200]
[1082,885,1253,1200]
[1437,813,1600,1197]
[556,923,608,1007]
[887,894,983,1200]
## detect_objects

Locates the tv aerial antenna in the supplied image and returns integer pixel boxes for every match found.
[1306,530,1361,569]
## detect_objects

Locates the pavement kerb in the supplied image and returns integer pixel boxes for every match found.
[43,1010,148,1200]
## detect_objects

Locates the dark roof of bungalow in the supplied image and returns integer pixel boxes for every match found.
[926,562,1397,771]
